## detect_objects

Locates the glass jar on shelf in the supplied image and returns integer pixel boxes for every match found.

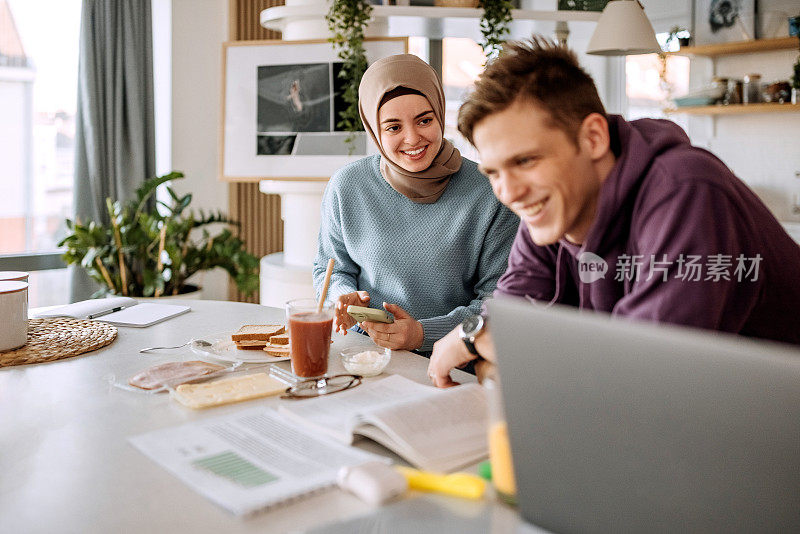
[742,73,762,104]
[723,79,742,105]
[711,76,729,104]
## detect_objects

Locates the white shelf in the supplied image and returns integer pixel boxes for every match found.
[372,5,602,22]
[261,5,600,37]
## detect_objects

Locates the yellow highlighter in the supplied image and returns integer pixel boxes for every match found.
[394,466,486,500]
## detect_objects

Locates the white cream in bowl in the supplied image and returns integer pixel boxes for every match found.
[340,348,390,377]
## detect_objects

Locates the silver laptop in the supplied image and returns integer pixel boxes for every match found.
[488,297,800,534]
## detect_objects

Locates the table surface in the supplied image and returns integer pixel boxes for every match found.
[1,300,541,534]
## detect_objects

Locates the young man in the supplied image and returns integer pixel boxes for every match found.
[428,38,800,387]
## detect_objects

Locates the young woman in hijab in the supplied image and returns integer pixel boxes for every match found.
[313,54,518,353]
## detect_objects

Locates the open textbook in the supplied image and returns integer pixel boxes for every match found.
[278,375,489,472]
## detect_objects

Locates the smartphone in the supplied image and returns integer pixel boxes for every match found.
[347,305,394,324]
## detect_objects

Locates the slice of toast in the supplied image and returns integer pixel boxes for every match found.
[235,343,268,351]
[268,333,289,346]
[231,324,285,342]
[234,339,268,351]
[263,343,291,357]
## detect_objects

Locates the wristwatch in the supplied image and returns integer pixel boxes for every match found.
[459,314,486,357]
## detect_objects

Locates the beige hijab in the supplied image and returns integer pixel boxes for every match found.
[358,54,462,204]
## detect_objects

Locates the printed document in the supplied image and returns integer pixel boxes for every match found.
[130,408,382,516]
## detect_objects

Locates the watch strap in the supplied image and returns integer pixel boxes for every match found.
[460,314,485,358]
[462,336,480,356]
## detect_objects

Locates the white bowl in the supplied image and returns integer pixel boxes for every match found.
[339,346,391,377]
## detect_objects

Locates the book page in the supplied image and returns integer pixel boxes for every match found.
[358,384,488,472]
[277,375,435,443]
[130,407,382,516]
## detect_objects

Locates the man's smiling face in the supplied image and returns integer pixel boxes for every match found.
[474,99,605,246]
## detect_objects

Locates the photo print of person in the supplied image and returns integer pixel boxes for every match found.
[256,63,330,155]
[256,62,363,156]
[557,0,608,11]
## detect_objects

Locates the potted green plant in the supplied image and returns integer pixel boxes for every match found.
[326,0,373,153]
[59,172,259,298]
[657,26,688,107]
[479,0,514,60]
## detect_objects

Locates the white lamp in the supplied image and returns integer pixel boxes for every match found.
[586,0,660,56]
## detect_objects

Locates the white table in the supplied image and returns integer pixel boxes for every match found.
[1,300,538,533]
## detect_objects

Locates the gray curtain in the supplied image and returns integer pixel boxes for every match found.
[70,0,156,301]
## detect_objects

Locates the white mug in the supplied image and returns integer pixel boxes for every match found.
[0,281,28,351]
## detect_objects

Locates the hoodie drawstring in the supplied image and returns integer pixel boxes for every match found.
[523,245,563,307]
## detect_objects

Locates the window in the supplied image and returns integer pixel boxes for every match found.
[625,32,690,123]
[408,37,486,161]
[0,0,81,306]
[442,37,485,161]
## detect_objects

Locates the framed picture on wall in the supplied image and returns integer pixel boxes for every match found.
[756,0,797,38]
[220,37,408,181]
[557,0,607,11]
[693,0,756,45]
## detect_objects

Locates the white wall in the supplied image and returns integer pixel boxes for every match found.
[640,0,692,34]
[170,0,230,300]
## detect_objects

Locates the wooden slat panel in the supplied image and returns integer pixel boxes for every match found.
[227,0,285,302]
[231,0,282,41]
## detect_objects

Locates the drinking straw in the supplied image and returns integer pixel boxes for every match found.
[317,258,334,313]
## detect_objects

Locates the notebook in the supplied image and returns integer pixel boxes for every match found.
[488,297,800,534]
[37,297,190,327]
[95,302,191,327]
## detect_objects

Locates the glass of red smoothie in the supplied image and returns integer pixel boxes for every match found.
[286,298,334,379]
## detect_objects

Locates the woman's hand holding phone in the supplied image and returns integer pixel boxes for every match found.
[335,291,371,334]
[361,302,424,351]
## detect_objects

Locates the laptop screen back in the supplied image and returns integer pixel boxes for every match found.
[488,298,800,534]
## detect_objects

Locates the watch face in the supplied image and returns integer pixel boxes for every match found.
[461,315,483,337]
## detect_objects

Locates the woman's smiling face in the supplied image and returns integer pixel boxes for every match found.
[378,93,443,172]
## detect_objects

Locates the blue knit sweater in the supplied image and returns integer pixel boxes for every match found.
[313,154,519,351]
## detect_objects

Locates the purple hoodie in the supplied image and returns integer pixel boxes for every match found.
[496,115,800,346]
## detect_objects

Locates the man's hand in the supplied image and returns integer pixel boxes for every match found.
[360,303,424,351]
[427,327,477,388]
[334,291,370,335]
[428,321,497,388]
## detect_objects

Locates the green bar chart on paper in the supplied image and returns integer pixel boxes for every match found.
[192,451,278,487]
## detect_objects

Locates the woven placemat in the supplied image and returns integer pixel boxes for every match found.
[0,318,117,367]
